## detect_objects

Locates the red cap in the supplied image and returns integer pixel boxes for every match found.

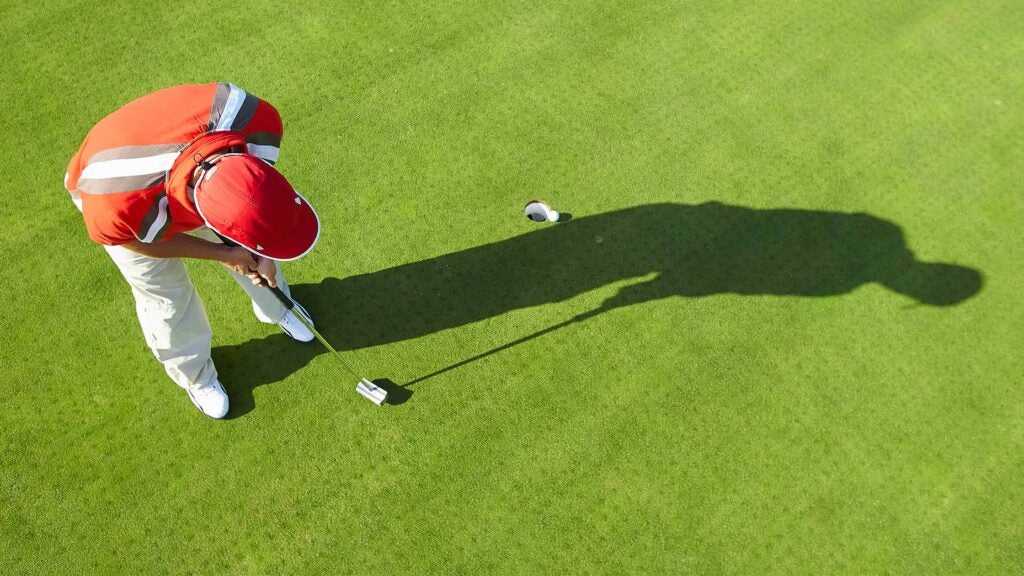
[194,154,320,261]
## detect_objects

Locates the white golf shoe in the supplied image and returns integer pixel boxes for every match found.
[187,380,230,419]
[278,300,315,343]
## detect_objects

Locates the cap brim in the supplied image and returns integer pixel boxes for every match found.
[200,188,321,262]
[260,187,321,261]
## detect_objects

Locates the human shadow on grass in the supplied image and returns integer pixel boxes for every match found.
[215,201,983,414]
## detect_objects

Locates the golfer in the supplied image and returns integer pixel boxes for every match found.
[64,83,320,419]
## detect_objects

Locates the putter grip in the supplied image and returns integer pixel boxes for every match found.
[268,286,295,310]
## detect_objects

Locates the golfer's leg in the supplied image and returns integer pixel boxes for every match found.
[104,244,218,389]
[192,227,290,323]
[233,262,293,324]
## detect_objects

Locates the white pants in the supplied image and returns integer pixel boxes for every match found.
[104,227,294,390]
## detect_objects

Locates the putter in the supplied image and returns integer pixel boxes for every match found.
[267,285,388,405]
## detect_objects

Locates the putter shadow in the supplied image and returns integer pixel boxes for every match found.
[213,201,984,408]
[375,379,413,405]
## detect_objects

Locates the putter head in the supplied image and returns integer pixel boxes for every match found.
[356,378,388,406]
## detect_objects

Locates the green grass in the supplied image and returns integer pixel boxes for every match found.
[2,0,1022,574]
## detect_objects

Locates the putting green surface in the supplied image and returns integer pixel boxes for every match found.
[2,1,1022,573]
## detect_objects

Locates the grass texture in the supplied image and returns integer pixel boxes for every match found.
[1,0,1022,574]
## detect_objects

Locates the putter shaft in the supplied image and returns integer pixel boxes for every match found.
[268,286,359,380]
[266,285,388,406]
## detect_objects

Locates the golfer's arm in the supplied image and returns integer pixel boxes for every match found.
[122,235,232,261]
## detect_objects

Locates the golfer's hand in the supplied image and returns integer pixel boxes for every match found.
[247,256,278,288]
[220,246,259,277]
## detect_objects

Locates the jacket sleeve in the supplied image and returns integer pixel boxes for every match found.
[241,97,284,165]
[80,190,162,246]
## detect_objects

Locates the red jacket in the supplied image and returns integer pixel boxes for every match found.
[65,83,284,245]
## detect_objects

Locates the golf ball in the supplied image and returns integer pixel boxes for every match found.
[525,200,558,222]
